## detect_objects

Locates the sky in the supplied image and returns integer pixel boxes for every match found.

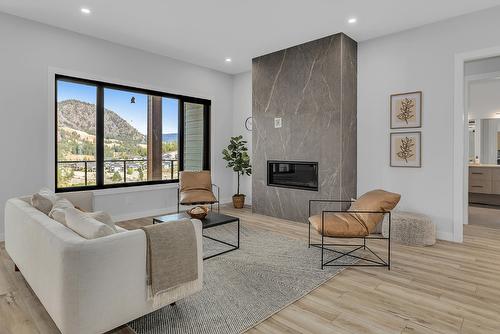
[57,80,179,135]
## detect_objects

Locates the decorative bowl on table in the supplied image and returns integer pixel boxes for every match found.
[187,206,208,219]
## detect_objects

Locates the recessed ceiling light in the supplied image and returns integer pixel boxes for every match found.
[225,58,232,63]
[81,8,91,14]
[348,17,357,24]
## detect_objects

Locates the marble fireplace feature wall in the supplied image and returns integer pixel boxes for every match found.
[252,33,357,222]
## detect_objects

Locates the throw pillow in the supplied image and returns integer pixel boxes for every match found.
[86,211,117,232]
[48,198,75,225]
[349,189,401,233]
[31,188,57,215]
[65,207,115,239]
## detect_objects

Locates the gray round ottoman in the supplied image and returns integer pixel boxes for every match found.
[381,211,436,246]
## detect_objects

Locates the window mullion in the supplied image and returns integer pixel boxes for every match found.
[96,85,104,187]
[147,96,163,180]
[179,98,185,172]
[203,104,211,170]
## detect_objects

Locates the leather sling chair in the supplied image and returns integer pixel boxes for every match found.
[308,189,401,270]
[177,171,220,213]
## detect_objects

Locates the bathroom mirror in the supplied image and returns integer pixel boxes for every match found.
[468,118,500,165]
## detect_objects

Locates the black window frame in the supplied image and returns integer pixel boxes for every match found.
[55,74,211,193]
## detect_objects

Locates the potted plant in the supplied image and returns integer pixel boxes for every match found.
[222,135,252,208]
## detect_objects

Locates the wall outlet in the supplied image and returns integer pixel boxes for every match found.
[274,117,282,128]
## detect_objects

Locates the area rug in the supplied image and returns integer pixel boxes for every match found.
[128,223,355,334]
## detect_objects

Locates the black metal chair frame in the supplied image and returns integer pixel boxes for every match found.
[177,183,220,213]
[308,199,391,270]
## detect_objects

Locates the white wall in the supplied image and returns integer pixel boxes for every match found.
[467,78,500,120]
[215,6,500,241]
[358,7,500,241]
[0,12,235,240]
[465,55,500,76]
[6,7,500,242]
[231,72,253,203]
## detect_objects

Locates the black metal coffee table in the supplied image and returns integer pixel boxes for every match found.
[153,212,240,260]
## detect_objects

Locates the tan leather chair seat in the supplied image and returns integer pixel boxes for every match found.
[180,189,217,205]
[309,213,369,237]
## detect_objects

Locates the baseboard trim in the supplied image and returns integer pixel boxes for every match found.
[436,231,454,242]
[0,233,4,242]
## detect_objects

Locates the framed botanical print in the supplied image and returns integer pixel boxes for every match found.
[390,91,422,129]
[390,132,421,168]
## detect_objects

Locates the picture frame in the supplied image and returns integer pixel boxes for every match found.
[390,91,422,129]
[390,132,421,168]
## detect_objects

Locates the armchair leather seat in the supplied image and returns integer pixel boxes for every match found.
[309,213,369,237]
[180,189,217,205]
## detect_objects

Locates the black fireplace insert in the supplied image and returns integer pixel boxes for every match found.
[267,161,318,191]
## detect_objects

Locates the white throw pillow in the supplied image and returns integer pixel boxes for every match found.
[65,207,115,239]
[49,198,75,225]
[86,211,117,232]
[31,188,57,215]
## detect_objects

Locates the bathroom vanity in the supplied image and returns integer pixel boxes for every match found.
[469,165,500,205]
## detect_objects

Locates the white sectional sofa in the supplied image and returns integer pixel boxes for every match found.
[4,192,203,334]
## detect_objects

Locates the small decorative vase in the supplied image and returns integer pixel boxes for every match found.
[232,194,245,209]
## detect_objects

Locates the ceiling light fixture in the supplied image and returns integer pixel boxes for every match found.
[81,8,91,14]
[225,58,232,63]
[348,17,357,24]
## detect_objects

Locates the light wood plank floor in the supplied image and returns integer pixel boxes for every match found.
[1,206,500,334]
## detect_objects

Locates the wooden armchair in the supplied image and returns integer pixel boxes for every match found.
[177,171,220,213]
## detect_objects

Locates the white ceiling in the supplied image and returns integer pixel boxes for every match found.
[1,0,500,74]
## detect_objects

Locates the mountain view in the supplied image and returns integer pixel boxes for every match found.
[58,99,146,143]
[57,99,178,187]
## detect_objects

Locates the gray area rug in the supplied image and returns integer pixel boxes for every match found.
[129,223,355,334]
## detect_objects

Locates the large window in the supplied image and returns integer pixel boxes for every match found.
[56,75,210,191]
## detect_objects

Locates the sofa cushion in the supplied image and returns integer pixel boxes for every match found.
[31,188,57,215]
[309,213,369,237]
[349,189,401,233]
[65,207,115,239]
[48,198,75,225]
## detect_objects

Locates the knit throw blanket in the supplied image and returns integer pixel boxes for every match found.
[141,219,198,307]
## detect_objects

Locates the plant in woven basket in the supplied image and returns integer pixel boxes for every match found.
[222,135,252,208]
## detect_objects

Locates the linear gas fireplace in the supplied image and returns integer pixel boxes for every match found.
[267,161,318,191]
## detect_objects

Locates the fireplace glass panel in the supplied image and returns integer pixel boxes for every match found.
[267,161,318,191]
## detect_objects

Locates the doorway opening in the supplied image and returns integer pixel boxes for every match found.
[465,56,500,229]
[454,47,500,242]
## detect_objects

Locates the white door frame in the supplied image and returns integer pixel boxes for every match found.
[453,46,500,243]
